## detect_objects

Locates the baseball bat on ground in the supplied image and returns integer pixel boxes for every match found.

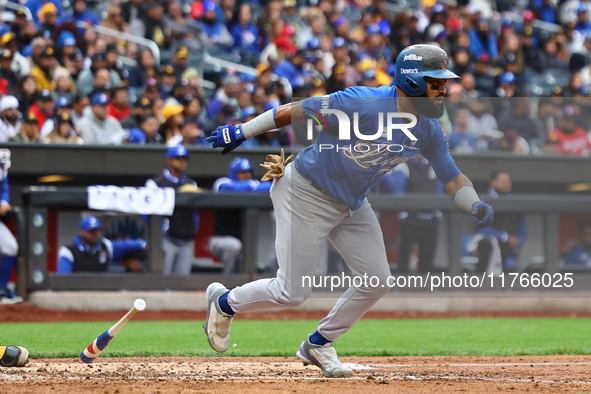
[80,298,146,363]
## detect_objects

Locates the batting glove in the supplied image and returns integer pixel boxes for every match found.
[206,124,245,155]
[471,201,494,229]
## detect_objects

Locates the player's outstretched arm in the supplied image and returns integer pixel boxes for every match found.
[206,102,303,154]
[443,173,494,229]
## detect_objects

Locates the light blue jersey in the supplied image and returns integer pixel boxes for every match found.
[294,85,460,210]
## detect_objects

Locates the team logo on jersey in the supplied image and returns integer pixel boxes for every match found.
[339,141,412,174]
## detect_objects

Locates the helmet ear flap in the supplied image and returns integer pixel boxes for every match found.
[403,75,426,96]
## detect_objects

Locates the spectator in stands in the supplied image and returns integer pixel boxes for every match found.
[145,145,200,276]
[40,96,71,139]
[274,49,310,90]
[36,2,59,39]
[63,48,84,81]
[326,62,347,94]
[211,157,271,274]
[160,104,185,144]
[79,92,126,145]
[0,96,20,143]
[540,37,569,70]
[488,129,530,155]
[564,222,591,266]
[535,97,559,136]
[0,49,18,94]
[105,43,129,83]
[26,0,63,26]
[121,97,152,129]
[108,85,130,122]
[198,0,234,50]
[9,112,40,143]
[467,171,528,274]
[127,114,163,144]
[30,46,56,92]
[51,67,75,102]
[178,118,206,145]
[136,2,169,48]
[547,104,591,155]
[466,97,498,152]
[43,112,82,144]
[575,3,591,35]
[159,65,177,100]
[0,148,21,303]
[473,54,495,96]
[468,17,498,60]
[128,48,157,89]
[171,47,189,80]
[207,74,240,119]
[380,155,443,273]
[121,0,143,26]
[62,0,99,29]
[29,88,53,129]
[449,104,476,153]
[77,54,121,96]
[230,4,261,65]
[0,32,30,79]
[15,76,37,116]
[71,92,88,128]
[498,97,540,143]
[57,216,147,274]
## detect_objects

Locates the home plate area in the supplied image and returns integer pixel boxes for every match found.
[4,355,591,393]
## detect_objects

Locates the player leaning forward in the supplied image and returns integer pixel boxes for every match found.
[205,44,494,377]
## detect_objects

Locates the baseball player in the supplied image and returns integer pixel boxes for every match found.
[0,149,21,304]
[204,44,494,377]
[145,145,200,275]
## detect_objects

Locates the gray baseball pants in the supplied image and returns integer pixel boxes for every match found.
[228,163,391,341]
[162,237,194,276]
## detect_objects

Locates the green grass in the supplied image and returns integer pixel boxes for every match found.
[1,318,590,358]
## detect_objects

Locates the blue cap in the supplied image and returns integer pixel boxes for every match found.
[127,128,147,144]
[307,37,320,50]
[499,71,516,85]
[366,24,380,35]
[54,96,71,109]
[333,16,349,29]
[378,19,391,36]
[432,3,445,14]
[241,106,257,119]
[203,0,217,13]
[333,36,347,49]
[57,31,76,49]
[363,68,377,80]
[578,3,587,13]
[167,144,189,159]
[90,92,109,106]
[80,216,101,231]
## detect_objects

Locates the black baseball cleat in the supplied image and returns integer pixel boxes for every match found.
[0,345,29,367]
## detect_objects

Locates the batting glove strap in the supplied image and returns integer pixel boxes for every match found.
[471,201,494,229]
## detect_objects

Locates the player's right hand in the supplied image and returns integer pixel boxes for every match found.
[470,201,494,229]
[206,124,245,155]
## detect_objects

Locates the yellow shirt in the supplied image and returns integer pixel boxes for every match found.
[31,65,54,92]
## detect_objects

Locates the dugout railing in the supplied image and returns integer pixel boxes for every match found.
[18,188,591,297]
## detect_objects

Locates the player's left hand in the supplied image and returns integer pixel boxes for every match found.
[471,201,494,229]
[205,124,245,155]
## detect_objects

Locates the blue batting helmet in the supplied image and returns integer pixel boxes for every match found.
[228,157,254,180]
[395,44,459,96]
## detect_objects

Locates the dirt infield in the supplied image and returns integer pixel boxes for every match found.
[4,304,591,392]
[4,355,591,393]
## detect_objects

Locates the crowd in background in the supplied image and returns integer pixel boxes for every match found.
[0,0,588,155]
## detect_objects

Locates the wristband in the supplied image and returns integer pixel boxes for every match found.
[241,108,278,139]
[454,185,480,212]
